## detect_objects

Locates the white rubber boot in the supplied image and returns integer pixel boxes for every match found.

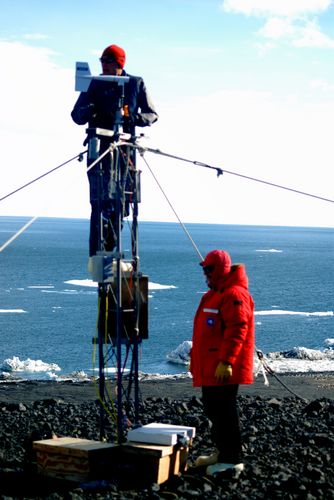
[206,462,244,478]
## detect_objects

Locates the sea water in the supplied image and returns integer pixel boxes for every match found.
[0,216,333,381]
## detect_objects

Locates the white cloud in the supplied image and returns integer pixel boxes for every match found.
[258,17,296,39]
[221,0,332,18]
[310,78,334,91]
[0,40,333,228]
[222,0,334,50]
[0,40,90,219]
[253,40,277,56]
[143,90,334,227]
[22,33,50,40]
[293,20,334,47]
[0,41,65,131]
[257,17,334,48]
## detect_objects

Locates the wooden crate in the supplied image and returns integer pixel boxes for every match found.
[33,437,119,482]
[121,442,189,485]
[33,436,189,486]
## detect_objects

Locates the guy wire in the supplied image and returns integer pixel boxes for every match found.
[137,145,334,205]
[139,148,311,399]
[0,151,87,203]
[0,141,317,400]
[140,154,204,262]
[0,216,38,253]
[0,151,87,252]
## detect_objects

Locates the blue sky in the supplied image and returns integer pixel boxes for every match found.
[1,0,333,227]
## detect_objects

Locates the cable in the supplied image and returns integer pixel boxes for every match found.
[0,151,87,203]
[140,153,204,261]
[1,138,327,402]
[86,145,113,174]
[256,350,308,402]
[137,145,334,205]
[0,216,38,253]
[0,151,89,253]
[138,149,311,400]
[93,293,118,430]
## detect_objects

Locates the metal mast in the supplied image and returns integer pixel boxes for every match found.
[86,76,147,442]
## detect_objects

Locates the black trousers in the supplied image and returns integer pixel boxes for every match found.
[201,385,243,464]
[87,144,133,257]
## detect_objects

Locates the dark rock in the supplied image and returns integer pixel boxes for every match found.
[0,390,332,499]
[303,399,326,415]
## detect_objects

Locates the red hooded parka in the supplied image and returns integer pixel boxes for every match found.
[190,264,255,387]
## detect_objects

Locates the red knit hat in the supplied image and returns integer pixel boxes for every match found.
[101,44,126,68]
[200,250,232,275]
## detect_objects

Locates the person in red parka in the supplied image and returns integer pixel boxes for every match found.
[190,249,255,477]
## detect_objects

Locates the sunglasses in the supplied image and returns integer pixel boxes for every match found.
[202,265,215,274]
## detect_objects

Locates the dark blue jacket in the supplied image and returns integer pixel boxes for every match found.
[71,70,158,133]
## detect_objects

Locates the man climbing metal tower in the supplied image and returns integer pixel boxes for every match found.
[71,43,158,258]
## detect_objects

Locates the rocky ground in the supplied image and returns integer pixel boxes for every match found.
[0,375,333,499]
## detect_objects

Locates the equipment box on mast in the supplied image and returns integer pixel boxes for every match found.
[107,275,149,340]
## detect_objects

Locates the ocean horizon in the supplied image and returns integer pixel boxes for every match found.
[0,216,333,382]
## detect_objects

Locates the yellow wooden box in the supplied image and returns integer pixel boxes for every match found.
[33,437,189,486]
[33,437,118,482]
[121,442,189,485]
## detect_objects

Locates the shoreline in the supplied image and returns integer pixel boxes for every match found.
[0,372,333,404]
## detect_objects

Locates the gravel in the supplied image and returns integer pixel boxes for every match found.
[0,387,333,499]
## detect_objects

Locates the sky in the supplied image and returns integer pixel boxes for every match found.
[0,0,333,228]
